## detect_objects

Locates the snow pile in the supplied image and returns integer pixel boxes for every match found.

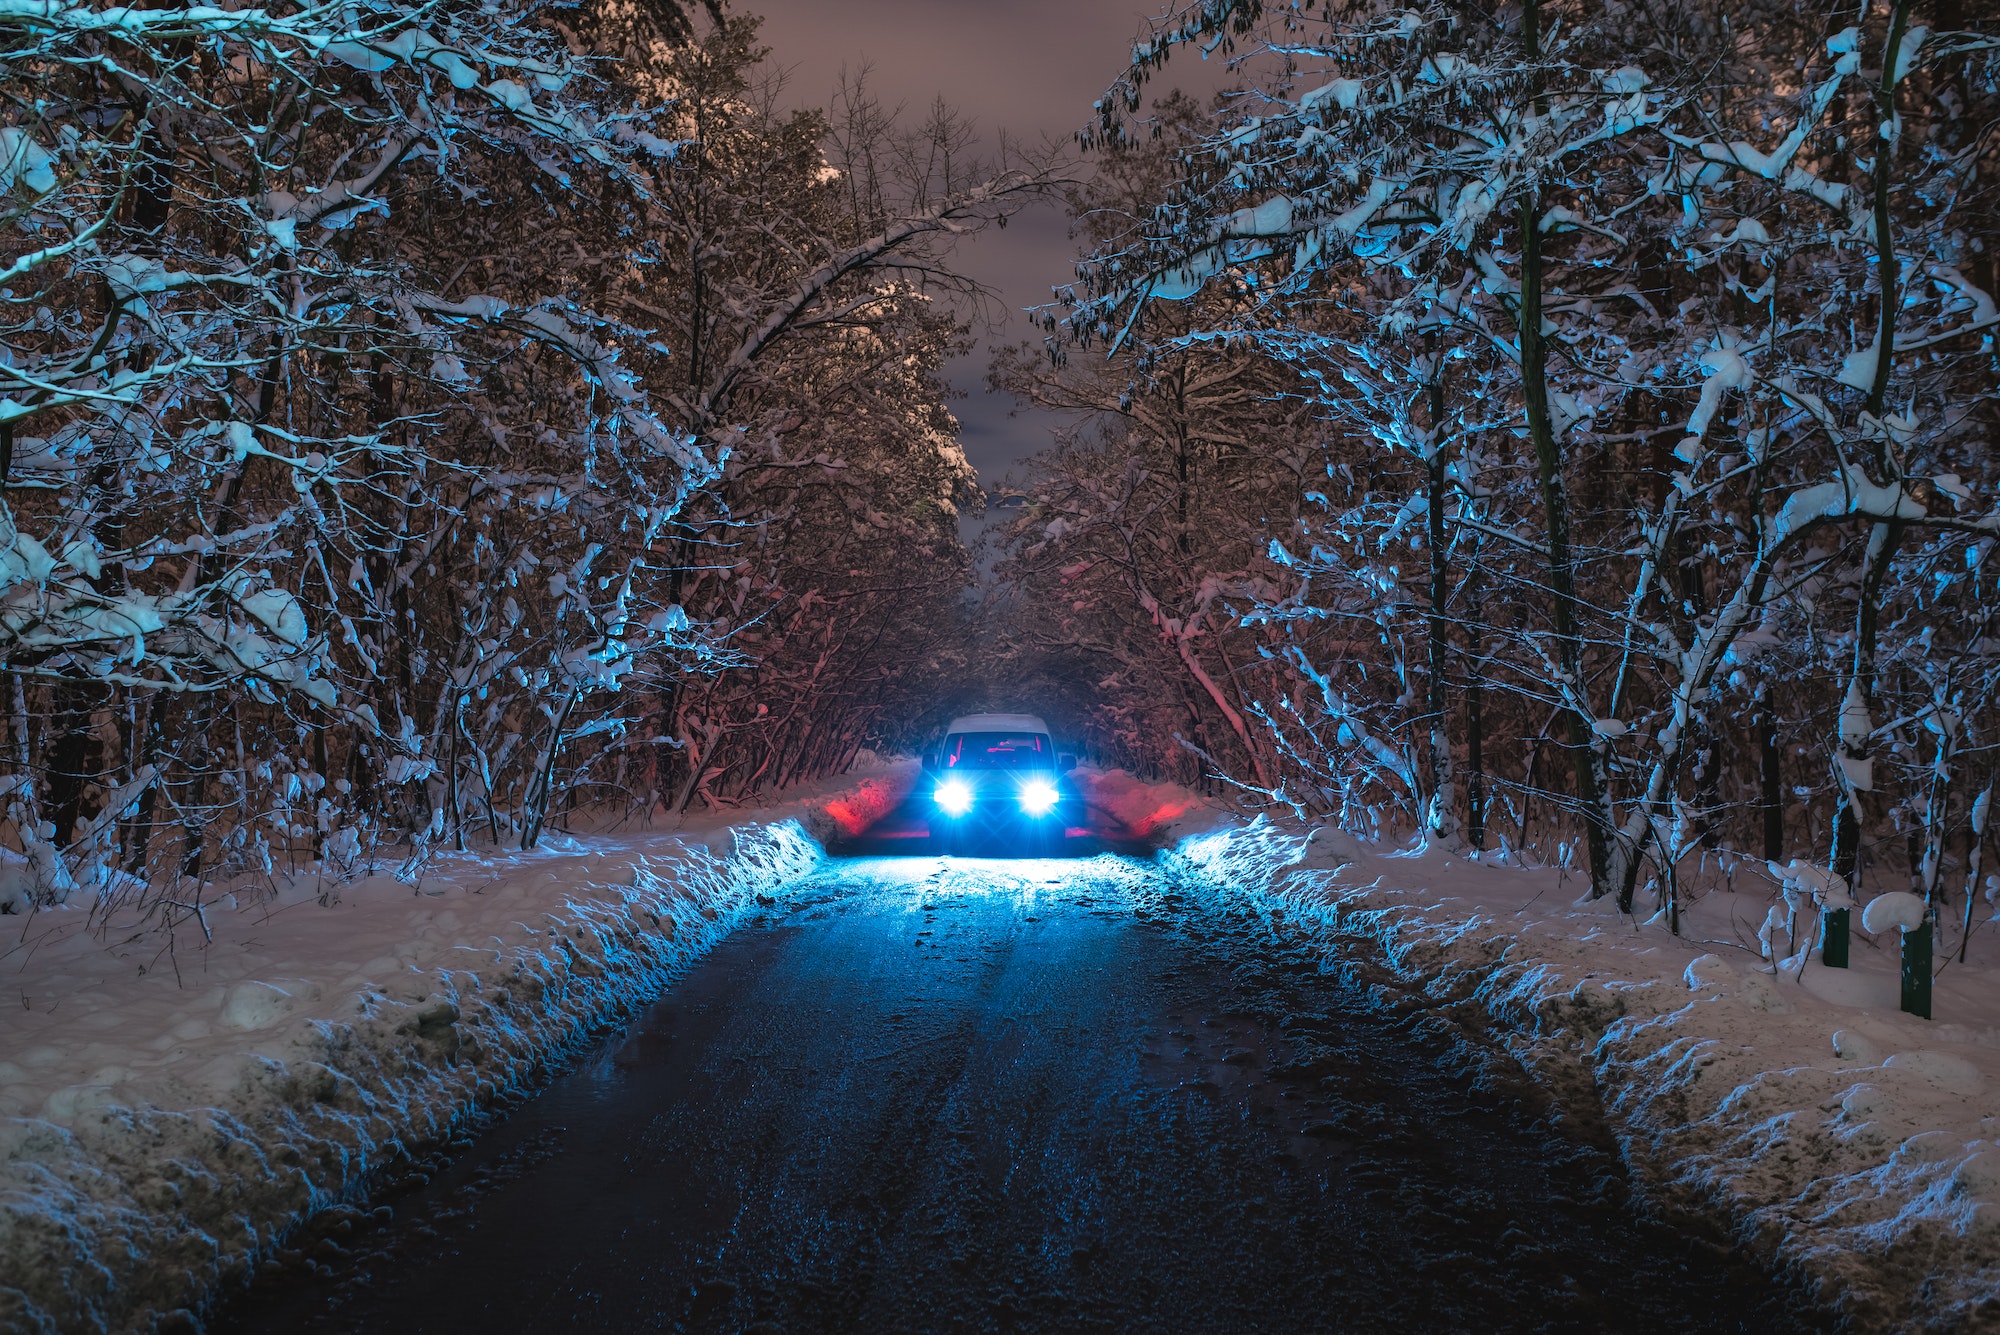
[1174,816,2000,1331]
[801,757,918,842]
[1072,767,1218,840]
[0,766,909,1333]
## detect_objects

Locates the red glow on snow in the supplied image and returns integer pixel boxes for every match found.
[817,775,913,837]
[1125,800,1197,837]
[821,798,872,836]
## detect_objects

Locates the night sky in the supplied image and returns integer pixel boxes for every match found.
[745,1,1235,510]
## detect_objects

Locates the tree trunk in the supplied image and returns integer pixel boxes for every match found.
[1758,692,1784,861]
[44,682,103,848]
[1832,0,1915,891]
[1514,51,1613,896]
[122,692,166,877]
[521,687,580,850]
[1466,574,1487,852]
[1422,356,1456,846]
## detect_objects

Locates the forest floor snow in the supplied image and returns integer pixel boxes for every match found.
[0,760,914,1334]
[1173,813,2000,1333]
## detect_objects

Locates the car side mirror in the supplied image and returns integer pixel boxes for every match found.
[921,747,939,772]
[1058,753,1077,773]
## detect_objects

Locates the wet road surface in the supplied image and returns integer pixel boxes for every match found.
[214,853,1822,1334]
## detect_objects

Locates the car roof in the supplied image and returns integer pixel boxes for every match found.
[945,713,1051,735]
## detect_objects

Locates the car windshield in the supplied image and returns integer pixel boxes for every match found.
[942,732,1051,770]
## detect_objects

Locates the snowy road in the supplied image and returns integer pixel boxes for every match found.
[215,853,1821,1333]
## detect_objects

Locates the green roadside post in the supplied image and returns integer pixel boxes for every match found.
[1863,892,1933,1020]
[1901,916,1933,1020]
[1822,907,1850,968]
[1772,863,1850,968]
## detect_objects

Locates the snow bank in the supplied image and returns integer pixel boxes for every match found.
[1173,816,2000,1332]
[0,762,914,1333]
[1072,766,1215,839]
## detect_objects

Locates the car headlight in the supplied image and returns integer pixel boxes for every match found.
[1017,777,1059,816]
[934,777,973,817]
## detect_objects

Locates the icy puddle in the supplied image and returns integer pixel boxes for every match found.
[212,854,1826,1333]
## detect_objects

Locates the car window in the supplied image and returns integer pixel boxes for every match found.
[942,732,1052,770]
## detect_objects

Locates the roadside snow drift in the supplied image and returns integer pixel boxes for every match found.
[1073,767,1207,840]
[0,765,912,1333]
[1174,815,2000,1332]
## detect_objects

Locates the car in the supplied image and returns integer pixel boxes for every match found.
[921,713,1080,855]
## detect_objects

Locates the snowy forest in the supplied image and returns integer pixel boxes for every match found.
[5,0,2000,958]
[0,0,1050,910]
[989,0,2000,950]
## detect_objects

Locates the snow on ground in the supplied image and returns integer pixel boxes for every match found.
[1173,812,2000,1332]
[0,759,915,1334]
[1073,766,1207,839]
